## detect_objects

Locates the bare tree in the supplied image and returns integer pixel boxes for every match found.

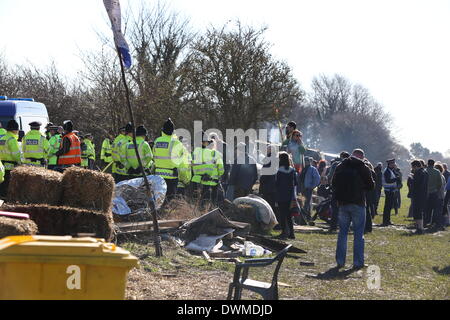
[185,22,304,131]
[126,1,195,135]
[296,74,399,164]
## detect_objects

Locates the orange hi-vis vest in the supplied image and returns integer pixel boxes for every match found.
[57,132,82,165]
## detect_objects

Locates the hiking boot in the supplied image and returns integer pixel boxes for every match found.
[288,234,296,240]
[275,234,288,240]
[413,229,424,235]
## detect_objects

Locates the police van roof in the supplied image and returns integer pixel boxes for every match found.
[0,100,48,117]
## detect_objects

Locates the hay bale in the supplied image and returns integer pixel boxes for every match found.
[1,204,114,241]
[7,166,63,206]
[60,167,115,213]
[0,216,38,239]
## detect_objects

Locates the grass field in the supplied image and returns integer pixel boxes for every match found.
[122,186,450,300]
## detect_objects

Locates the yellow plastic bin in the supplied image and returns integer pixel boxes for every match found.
[0,236,139,300]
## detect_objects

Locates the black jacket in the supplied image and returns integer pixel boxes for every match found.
[331,156,375,206]
[411,168,428,212]
[229,153,258,191]
[259,160,276,195]
[374,166,383,191]
[55,136,71,157]
[275,167,298,203]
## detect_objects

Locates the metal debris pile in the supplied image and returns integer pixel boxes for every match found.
[115,207,307,261]
[113,175,167,217]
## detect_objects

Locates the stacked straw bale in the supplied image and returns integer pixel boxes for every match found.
[60,167,115,213]
[0,216,38,239]
[1,167,116,241]
[7,166,63,206]
[2,204,114,241]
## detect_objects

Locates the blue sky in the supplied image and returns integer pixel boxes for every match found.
[0,0,449,155]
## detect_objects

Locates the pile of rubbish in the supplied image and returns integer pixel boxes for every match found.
[112,175,167,216]
[174,208,306,259]
[116,207,306,260]
[231,195,278,231]
[110,178,306,259]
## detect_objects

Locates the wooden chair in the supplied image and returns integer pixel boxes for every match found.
[227,245,292,300]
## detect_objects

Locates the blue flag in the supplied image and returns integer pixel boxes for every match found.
[103,0,132,69]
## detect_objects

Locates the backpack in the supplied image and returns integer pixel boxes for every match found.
[332,162,363,204]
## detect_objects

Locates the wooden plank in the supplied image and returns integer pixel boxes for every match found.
[202,251,213,264]
[116,220,185,231]
[278,282,292,288]
[294,225,324,233]
[117,226,179,236]
[211,257,240,263]
[228,221,251,229]
[117,220,184,229]
[209,251,242,258]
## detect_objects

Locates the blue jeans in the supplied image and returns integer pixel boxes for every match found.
[336,204,366,267]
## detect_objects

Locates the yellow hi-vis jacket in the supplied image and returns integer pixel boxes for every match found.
[153,133,189,184]
[123,136,154,176]
[48,134,62,166]
[112,134,131,176]
[0,160,4,183]
[177,144,192,188]
[0,131,22,171]
[101,138,113,163]
[22,130,50,167]
[191,147,224,186]
[0,128,7,139]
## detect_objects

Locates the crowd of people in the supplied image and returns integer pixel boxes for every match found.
[0,117,448,248]
[0,119,103,196]
[406,159,449,234]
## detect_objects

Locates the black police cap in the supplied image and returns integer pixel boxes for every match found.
[7,120,19,131]
[29,121,42,128]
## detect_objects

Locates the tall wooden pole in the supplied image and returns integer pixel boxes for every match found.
[116,47,163,257]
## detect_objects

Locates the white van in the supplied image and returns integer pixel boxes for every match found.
[0,96,49,137]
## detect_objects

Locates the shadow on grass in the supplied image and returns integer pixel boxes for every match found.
[305,266,361,281]
[399,231,418,237]
[432,266,450,275]
[400,228,449,237]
